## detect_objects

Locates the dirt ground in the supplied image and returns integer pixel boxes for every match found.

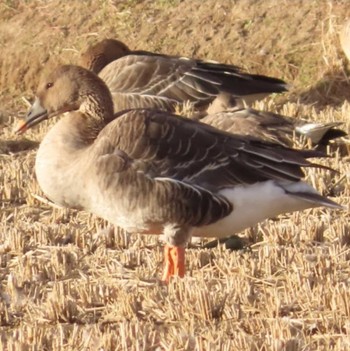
[1,0,350,350]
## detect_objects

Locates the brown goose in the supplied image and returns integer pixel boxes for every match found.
[80,39,345,147]
[17,65,342,282]
[79,39,288,115]
[201,107,346,147]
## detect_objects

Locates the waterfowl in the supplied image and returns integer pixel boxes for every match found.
[79,39,288,115]
[80,39,345,147]
[201,107,346,147]
[17,65,342,282]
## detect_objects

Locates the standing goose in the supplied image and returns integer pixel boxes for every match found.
[79,39,288,115]
[80,39,345,147]
[17,65,342,282]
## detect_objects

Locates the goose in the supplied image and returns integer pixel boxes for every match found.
[80,39,345,147]
[201,107,346,147]
[79,38,288,115]
[16,65,342,282]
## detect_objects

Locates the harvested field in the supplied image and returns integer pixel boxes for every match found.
[1,0,350,350]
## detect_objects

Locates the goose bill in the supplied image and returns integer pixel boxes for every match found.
[16,97,48,134]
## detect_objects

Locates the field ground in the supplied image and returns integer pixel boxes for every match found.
[1,1,350,350]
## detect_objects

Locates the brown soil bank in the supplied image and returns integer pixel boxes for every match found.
[1,0,350,107]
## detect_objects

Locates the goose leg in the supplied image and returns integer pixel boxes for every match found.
[162,245,185,282]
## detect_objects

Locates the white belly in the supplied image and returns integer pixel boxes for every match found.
[192,180,317,238]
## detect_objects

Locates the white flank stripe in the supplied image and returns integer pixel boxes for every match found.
[192,180,320,238]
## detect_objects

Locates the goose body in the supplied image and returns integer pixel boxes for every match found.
[18,65,342,281]
[36,110,327,239]
[80,39,288,114]
[202,107,346,147]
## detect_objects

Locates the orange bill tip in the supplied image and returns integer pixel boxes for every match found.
[15,119,28,134]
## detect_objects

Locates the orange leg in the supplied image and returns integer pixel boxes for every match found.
[162,245,186,282]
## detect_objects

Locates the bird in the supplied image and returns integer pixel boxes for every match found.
[16,65,342,282]
[201,107,346,148]
[79,39,345,148]
[79,38,288,116]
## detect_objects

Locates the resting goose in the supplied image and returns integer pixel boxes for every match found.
[17,65,342,282]
[201,108,346,147]
[79,39,288,115]
[80,39,345,147]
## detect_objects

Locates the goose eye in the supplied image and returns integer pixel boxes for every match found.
[46,82,54,89]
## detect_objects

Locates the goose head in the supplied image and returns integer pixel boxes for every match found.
[79,39,131,74]
[17,65,114,134]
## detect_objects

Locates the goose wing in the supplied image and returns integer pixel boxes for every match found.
[99,55,287,111]
[97,109,319,189]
